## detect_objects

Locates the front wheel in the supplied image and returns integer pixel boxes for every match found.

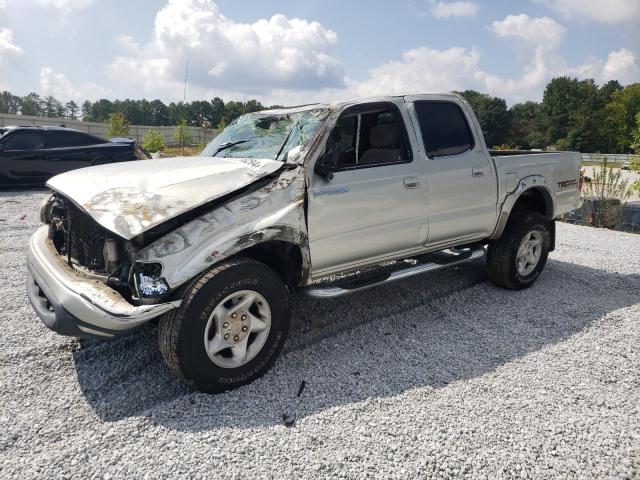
[158,258,290,393]
[487,210,551,290]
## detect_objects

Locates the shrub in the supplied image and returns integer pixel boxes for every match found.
[142,130,165,153]
[585,158,632,228]
[107,112,130,138]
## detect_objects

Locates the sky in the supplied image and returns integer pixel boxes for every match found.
[0,0,639,107]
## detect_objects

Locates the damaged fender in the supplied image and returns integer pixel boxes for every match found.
[134,167,311,288]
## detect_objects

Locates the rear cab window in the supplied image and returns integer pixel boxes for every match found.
[413,101,475,158]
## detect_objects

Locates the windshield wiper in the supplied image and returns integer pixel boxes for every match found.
[212,139,253,157]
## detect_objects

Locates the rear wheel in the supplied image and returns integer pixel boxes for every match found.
[487,210,551,290]
[158,258,290,393]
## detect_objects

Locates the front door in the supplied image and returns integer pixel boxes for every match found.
[0,130,47,186]
[307,101,428,274]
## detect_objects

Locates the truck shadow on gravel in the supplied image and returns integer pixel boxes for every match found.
[72,259,638,429]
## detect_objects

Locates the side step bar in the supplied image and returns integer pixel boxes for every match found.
[302,247,486,299]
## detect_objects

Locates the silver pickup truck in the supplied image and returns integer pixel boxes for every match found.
[26,94,582,393]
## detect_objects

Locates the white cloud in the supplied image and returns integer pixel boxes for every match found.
[34,0,93,13]
[602,48,640,83]
[430,1,479,19]
[490,14,566,50]
[536,0,640,24]
[0,27,22,66]
[40,67,111,102]
[107,0,343,98]
[343,14,637,106]
[568,48,640,86]
[351,46,481,98]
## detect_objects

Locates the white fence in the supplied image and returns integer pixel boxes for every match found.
[0,113,214,146]
[581,153,639,164]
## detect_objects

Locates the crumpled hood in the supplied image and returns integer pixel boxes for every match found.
[46,156,284,240]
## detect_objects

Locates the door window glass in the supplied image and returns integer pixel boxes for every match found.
[4,131,45,150]
[414,102,474,158]
[327,104,412,169]
[45,130,105,148]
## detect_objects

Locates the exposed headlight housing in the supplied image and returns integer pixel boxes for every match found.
[133,263,170,302]
[38,197,51,224]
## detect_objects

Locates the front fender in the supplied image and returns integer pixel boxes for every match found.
[135,169,309,288]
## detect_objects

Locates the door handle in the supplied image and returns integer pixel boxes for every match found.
[472,168,485,178]
[404,177,420,189]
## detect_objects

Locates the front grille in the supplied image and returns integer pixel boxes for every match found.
[65,204,106,271]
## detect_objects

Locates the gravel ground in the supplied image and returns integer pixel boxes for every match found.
[0,190,639,479]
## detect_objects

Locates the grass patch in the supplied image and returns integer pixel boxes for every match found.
[163,146,201,157]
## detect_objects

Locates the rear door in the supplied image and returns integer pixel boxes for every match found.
[406,97,498,245]
[307,101,429,274]
[44,130,106,176]
[0,130,47,186]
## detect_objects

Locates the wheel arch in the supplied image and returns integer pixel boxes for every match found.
[491,176,556,241]
[236,239,308,289]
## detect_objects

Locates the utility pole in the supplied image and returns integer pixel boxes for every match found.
[181,59,189,156]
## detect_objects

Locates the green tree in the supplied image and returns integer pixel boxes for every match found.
[604,83,640,153]
[43,95,65,118]
[458,90,511,148]
[91,99,115,122]
[65,100,79,120]
[508,101,546,149]
[150,99,170,125]
[0,91,21,114]
[215,118,227,134]
[173,120,194,154]
[210,97,226,127]
[20,93,44,116]
[541,77,604,152]
[107,112,130,138]
[142,130,166,153]
[630,113,640,195]
[81,100,94,121]
[632,113,640,153]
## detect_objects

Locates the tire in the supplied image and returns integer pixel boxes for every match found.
[487,210,551,290]
[158,258,290,393]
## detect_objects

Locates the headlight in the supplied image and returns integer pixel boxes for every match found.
[133,263,170,302]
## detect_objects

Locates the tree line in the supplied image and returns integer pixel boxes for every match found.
[1,77,639,153]
[0,92,267,132]
[458,78,639,154]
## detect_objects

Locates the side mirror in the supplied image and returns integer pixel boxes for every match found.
[314,150,338,181]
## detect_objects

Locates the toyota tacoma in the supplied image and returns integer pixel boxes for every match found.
[27,94,583,393]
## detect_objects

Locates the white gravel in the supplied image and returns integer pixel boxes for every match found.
[0,190,639,479]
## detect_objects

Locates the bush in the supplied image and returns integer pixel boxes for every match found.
[107,112,130,138]
[142,130,165,153]
[585,158,632,229]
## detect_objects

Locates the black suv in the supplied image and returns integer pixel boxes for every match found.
[0,126,139,187]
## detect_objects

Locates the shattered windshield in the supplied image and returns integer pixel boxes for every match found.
[200,109,329,162]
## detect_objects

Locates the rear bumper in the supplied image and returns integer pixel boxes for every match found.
[26,226,180,338]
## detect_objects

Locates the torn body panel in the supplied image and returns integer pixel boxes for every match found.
[135,166,311,288]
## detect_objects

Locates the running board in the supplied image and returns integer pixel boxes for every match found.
[302,247,486,299]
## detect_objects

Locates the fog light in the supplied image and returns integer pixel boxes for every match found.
[133,263,170,300]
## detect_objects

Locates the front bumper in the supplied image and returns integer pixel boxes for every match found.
[26,226,180,338]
